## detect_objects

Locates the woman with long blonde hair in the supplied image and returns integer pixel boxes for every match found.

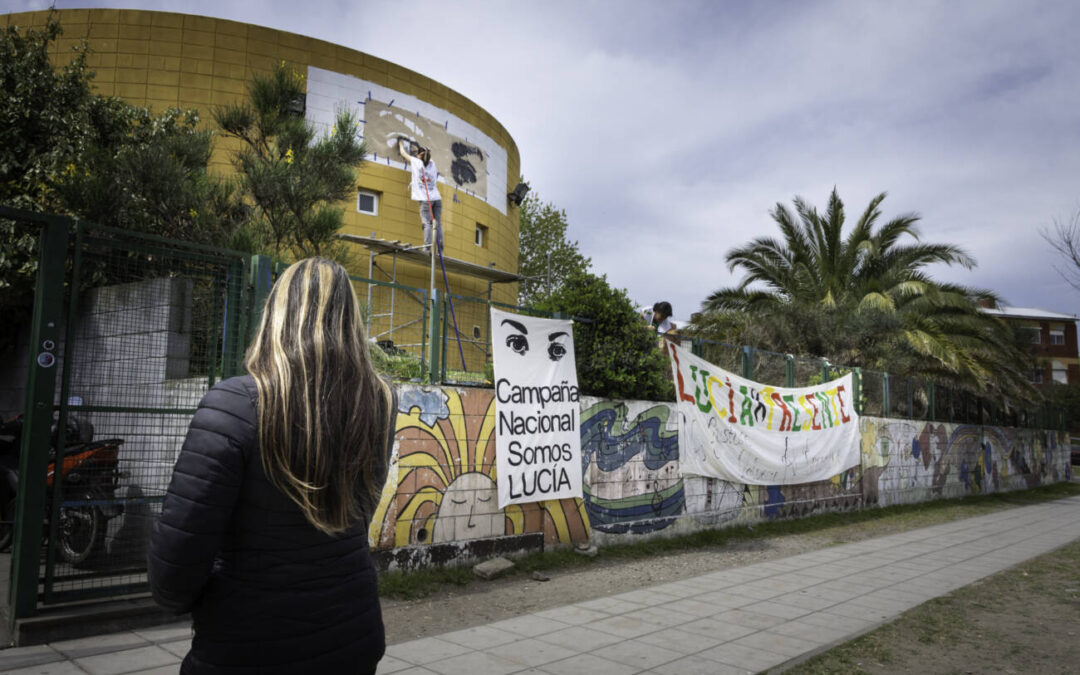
[150,257,397,675]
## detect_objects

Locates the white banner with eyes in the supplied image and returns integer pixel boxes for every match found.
[491,308,583,508]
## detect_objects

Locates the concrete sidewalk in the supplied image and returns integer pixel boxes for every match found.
[3,496,1080,675]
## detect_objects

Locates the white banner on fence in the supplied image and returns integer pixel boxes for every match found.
[667,341,860,485]
[492,308,583,508]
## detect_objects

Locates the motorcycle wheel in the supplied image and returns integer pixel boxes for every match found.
[0,497,15,551]
[57,501,104,566]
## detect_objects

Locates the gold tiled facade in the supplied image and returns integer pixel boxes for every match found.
[3,9,522,308]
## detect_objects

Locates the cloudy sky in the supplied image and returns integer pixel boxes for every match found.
[10,0,1080,322]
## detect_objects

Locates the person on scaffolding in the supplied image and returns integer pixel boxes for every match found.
[398,139,443,251]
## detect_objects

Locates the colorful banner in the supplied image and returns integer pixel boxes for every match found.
[492,308,583,508]
[667,341,860,485]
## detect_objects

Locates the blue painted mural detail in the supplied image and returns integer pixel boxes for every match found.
[580,404,679,472]
[398,387,450,426]
[580,402,683,534]
[763,485,786,518]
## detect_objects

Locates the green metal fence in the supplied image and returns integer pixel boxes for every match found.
[3,206,253,622]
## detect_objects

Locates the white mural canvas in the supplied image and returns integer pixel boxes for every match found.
[305,66,509,214]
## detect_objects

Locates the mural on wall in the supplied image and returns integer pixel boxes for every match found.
[860,418,1069,506]
[365,100,487,198]
[580,399,684,534]
[368,386,589,549]
[305,67,509,213]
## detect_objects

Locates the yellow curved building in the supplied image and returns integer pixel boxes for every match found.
[3,8,522,365]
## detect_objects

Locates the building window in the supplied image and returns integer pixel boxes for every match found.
[1017,326,1041,345]
[357,189,379,215]
[475,223,488,248]
[1050,327,1066,346]
[473,325,482,339]
[1028,368,1043,384]
[1052,360,1068,384]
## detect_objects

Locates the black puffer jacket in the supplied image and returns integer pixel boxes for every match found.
[148,375,397,675]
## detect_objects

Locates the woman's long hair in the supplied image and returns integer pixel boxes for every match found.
[245,257,393,534]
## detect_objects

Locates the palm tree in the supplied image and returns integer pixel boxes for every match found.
[696,188,1033,399]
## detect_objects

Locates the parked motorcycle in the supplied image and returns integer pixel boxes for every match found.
[0,413,125,565]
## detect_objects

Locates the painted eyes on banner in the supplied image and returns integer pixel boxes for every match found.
[547,331,569,361]
[500,319,570,361]
[506,333,529,355]
[501,319,530,355]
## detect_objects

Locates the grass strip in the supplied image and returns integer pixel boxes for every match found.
[377,481,1080,600]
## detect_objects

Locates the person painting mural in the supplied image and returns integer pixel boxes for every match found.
[398,139,443,250]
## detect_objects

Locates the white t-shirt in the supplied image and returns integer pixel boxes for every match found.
[408,157,441,202]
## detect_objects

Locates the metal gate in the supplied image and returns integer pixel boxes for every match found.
[4,207,254,620]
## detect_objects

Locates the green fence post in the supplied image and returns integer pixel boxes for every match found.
[785,354,795,388]
[742,345,753,379]
[691,337,702,357]
[10,216,70,624]
[247,255,274,337]
[428,289,442,383]
[852,367,862,415]
[882,372,890,417]
[821,358,830,383]
[928,382,936,422]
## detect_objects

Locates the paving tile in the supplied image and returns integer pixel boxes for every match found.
[159,638,190,658]
[691,590,756,610]
[537,652,641,675]
[772,590,840,611]
[485,638,578,667]
[730,629,818,657]
[697,641,789,672]
[588,614,665,639]
[435,625,520,650]
[649,654,751,674]
[649,581,706,598]
[677,617,757,642]
[536,625,623,652]
[636,626,723,655]
[821,600,896,623]
[6,661,92,675]
[622,605,696,629]
[0,645,65,671]
[591,639,685,669]
[385,637,472,666]
[376,654,414,674]
[574,597,646,615]
[720,582,782,601]
[769,619,859,644]
[533,604,611,626]
[391,668,441,675]
[126,667,181,675]
[741,600,811,620]
[52,631,151,660]
[660,598,725,618]
[75,645,180,675]
[423,649,522,675]
[711,608,786,630]
[487,615,571,638]
[132,623,192,644]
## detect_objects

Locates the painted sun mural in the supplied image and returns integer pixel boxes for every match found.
[368,386,590,549]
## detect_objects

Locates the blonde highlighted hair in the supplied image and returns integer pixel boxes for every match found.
[245,257,393,534]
